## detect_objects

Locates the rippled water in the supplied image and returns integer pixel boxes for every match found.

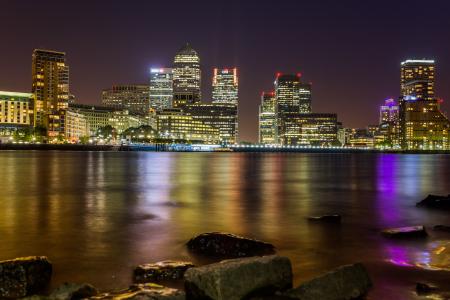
[0,151,449,299]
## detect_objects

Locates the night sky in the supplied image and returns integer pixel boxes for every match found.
[1,0,450,142]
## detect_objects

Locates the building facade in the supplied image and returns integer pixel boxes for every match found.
[281,112,339,146]
[65,110,89,142]
[259,91,277,144]
[149,68,173,111]
[184,103,238,144]
[275,74,301,145]
[101,85,150,115]
[173,43,201,108]
[0,91,34,126]
[32,49,69,126]
[157,109,220,143]
[212,68,238,105]
[401,59,435,101]
[399,98,450,150]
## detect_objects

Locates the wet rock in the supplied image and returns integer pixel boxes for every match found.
[0,256,52,298]
[307,214,341,223]
[184,255,293,300]
[381,226,427,238]
[280,263,372,300]
[433,225,450,232]
[416,194,450,209]
[50,282,98,299]
[134,261,195,283]
[186,232,275,258]
[416,282,438,295]
[91,283,185,299]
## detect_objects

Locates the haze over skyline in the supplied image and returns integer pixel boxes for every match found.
[1,0,450,142]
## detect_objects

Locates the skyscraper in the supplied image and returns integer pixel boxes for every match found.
[31,49,69,126]
[259,91,277,144]
[149,68,173,111]
[379,98,399,124]
[400,59,435,101]
[173,43,201,108]
[299,83,312,113]
[101,85,150,115]
[275,74,301,144]
[212,68,238,105]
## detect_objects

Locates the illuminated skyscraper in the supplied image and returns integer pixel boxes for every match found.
[399,59,450,150]
[275,74,301,144]
[400,59,435,101]
[31,49,69,126]
[299,83,312,113]
[212,68,238,105]
[379,98,399,124]
[173,43,201,108]
[149,68,173,111]
[259,91,277,144]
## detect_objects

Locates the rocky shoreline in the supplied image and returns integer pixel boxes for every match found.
[0,232,373,300]
[2,194,449,300]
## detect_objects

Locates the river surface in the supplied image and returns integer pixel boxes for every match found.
[0,151,449,299]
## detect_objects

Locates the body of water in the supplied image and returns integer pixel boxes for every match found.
[0,151,449,299]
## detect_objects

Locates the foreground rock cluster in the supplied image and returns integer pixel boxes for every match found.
[1,232,373,299]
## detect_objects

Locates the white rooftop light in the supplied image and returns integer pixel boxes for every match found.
[401,59,435,65]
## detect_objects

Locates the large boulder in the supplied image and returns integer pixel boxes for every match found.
[416,194,450,209]
[0,256,52,298]
[49,282,98,299]
[381,226,427,238]
[184,255,293,300]
[91,283,185,300]
[134,261,195,283]
[186,232,275,258]
[280,263,371,300]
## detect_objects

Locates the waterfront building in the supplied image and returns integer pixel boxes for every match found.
[65,110,89,143]
[0,91,34,141]
[346,128,375,148]
[212,68,238,105]
[32,49,69,126]
[68,104,148,136]
[380,98,399,124]
[184,103,238,144]
[258,91,277,144]
[149,68,173,111]
[157,109,220,143]
[101,85,150,115]
[399,98,450,150]
[0,91,34,126]
[173,43,201,108]
[401,59,435,101]
[281,112,339,146]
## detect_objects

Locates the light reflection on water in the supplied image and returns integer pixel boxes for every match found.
[0,151,449,299]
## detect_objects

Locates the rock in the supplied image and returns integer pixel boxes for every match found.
[186,232,275,258]
[433,225,450,232]
[416,282,438,295]
[134,261,195,283]
[381,226,427,238]
[50,282,98,299]
[0,256,52,298]
[280,263,371,300]
[184,255,293,300]
[91,283,185,299]
[307,214,341,223]
[416,194,450,209]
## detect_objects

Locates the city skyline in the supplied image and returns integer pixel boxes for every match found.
[1,0,450,142]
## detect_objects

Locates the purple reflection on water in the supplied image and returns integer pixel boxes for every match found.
[385,244,414,267]
[376,154,400,225]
